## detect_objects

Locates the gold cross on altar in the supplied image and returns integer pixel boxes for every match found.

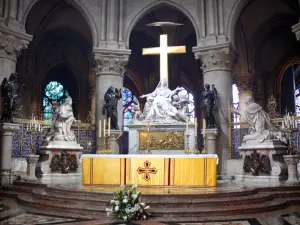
[137,160,157,181]
[142,34,186,81]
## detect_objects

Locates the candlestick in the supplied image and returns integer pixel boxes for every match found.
[194,118,197,137]
[103,119,106,137]
[203,119,206,137]
[99,120,102,138]
[186,116,189,134]
[108,117,111,137]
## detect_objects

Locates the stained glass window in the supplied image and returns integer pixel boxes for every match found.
[43,81,69,123]
[123,87,140,130]
[232,84,240,128]
[177,88,195,122]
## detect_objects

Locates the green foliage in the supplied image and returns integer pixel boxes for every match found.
[106,184,151,222]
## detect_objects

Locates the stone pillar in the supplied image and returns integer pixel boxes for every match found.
[292,1,300,40]
[206,129,220,154]
[25,155,39,182]
[93,48,131,135]
[88,71,96,124]
[283,155,300,186]
[194,44,234,176]
[0,27,32,112]
[0,123,20,185]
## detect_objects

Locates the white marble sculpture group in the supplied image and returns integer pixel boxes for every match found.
[231,95,287,144]
[133,78,193,124]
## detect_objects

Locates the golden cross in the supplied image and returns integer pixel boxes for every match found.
[142,34,186,81]
[137,160,157,181]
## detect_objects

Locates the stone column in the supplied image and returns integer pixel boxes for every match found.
[292,1,300,40]
[206,129,220,154]
[283,155,300,186]
[193,44,234,176]
[88,71,96,124]
[93,48,131,135]
[0,27,32,112]
[0,123,20,185]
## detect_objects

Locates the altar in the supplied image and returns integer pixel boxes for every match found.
[82,154,218,187]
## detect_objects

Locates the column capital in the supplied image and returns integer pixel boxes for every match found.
[93,48,131,76]
[292,22,300,41]
[193,43,235,73]
[0,26,32,60]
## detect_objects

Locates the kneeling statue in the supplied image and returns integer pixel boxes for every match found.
[45,97,76,142]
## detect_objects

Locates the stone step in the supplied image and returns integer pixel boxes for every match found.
[32,188,278,207]
[44,185,261,200]
[17,193,300,218]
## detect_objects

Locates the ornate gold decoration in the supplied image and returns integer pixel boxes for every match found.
[139,131,184,150]
[267,94,281,118]
[137,160,157,181]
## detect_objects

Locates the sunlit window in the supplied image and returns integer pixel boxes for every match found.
[232,84,240,128]
[122,87,140,130]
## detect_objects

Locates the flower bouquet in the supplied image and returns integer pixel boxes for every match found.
[106,184,151,222]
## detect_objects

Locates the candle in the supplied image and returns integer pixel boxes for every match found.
[108,117,111,136]
[186,116,189,134]
[203,119,206,138]
[99,120,102,138]
[103,119,106,137]
[26,124,29,131]
[194,118,197,137]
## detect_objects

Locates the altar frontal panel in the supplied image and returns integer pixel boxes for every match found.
[82,156,217,187]
[139,131,184,150]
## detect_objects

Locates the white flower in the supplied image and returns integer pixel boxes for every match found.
[123,216,128,221]
[105,208,112,212]
[110,200,115,204]
[120,184,125,189]
[123,199,128,203]
[106,212,110,216]
[144,205,150,209]
[115,206,119,211]
[143,215,146,219]
[131,184,137,189]
[115,200,120,205]
[132,194,138,199]
[140,202,145,206]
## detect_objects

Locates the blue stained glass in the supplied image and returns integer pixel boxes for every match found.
[123,87,140,129]
[45,81,64,100]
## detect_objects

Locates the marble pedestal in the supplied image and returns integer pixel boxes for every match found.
[128,123,195,154]
[0,123,20,186]
[283,155,300,186]
[110,130,123,154]
[236,139,288,183]
[205,129,220,154]
[38,141,83,182]
[23,155,39,182]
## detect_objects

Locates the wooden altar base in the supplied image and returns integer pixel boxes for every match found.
[81,154,218,187]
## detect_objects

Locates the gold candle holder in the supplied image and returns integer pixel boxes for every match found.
[193,136,200,154]
[145,122,152,154]
[184,134,190,154]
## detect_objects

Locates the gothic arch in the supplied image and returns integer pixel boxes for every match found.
[125,0,199,48]
[276,57,300,95]
[125,68,143,97]
[22,0,99,46]
[226,0,251,45]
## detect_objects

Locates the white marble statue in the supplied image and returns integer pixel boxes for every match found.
[45,97,76,142]
[138,78,190,123]
[231,96,286,143]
